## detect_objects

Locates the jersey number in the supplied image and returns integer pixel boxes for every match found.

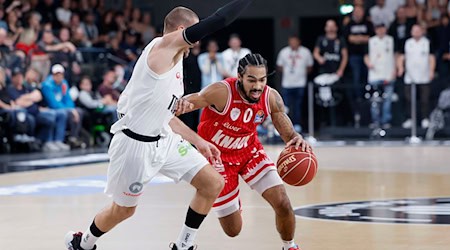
[243,108,253,123]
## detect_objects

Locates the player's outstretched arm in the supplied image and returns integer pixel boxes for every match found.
[169,117,222,165]
[169,0,254,49]
[269,88,311,152]
[176,82,229,115]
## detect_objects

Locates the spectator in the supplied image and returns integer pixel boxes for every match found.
[369,0,395,28]
[364,24,396,129]
[140,12,156,45]
[77,76,117,125]
[56,0,72,28]
[389,6,415,53]
[198,39,226,89]
[38,29,76,63]
[277,35,313,132]
[6,9,23,42]
[344,5,374,125]
[41,64,84,147]
[384,0,406,14]
[404,0,420,21]
[36,0,59,29]
[397,24,436,129]
[80,11,99,44]
[25,11,42,34]
[15,28,50,80]
[222,34,251,78]
[120,29,139,63]
[314,19,348,77]
[98,70,120,103]
[0,27,22,71]
[7,68,70,151]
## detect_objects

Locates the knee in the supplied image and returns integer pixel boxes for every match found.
[224,227,241,238]
[111,205,136,221]
[273,196,293,217]
[202,173,225,198]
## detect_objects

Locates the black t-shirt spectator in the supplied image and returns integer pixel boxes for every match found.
[315,35,347,74]
[388,19,414,53]
[344,20,374,55]
[7,85,39,115]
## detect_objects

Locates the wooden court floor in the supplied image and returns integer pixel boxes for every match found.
[0,145,449,250]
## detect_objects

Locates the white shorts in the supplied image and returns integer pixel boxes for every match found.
[105,131,209,207]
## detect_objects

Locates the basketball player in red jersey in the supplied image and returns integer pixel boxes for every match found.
[180,53,311,250]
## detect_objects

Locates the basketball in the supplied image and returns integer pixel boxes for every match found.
[276,146,318,186]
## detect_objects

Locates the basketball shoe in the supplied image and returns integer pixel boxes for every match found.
[170,242,196,250]
[64,231,97,250]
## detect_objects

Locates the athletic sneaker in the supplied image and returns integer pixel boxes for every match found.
[64,231,97,250]
[170,242,196,250]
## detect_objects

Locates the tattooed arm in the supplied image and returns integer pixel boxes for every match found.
[269,88,311,151]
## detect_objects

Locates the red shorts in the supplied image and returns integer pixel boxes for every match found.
[212,148,278,217]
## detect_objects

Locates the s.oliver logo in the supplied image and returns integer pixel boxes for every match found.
[294,197,450,225]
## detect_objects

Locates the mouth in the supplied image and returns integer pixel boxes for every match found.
[249,90,262,99]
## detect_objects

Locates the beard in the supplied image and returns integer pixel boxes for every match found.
[238,81,262,103]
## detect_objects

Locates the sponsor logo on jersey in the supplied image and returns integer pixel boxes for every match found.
[223,122,241,132]
[254,110,265,123]
[230,108,241,121]
[294,197,450,225]
[211,129,251,150]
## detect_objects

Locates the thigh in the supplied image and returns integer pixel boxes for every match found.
[159,133,209,184]
[240,148,277,187]
[105,132,161,207]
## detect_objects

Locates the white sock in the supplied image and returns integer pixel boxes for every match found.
[80,228,99,250]
[283,239,297,250]
[176,225,198,249]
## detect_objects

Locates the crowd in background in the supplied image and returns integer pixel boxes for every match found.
[0,0,450,153]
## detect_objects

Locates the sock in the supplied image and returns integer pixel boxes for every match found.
[283,239,296,250]
[176,207,207,249]
[176,225,198,249]
[80,220,105,250]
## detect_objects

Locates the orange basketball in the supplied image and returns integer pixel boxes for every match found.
[276,146,318,186]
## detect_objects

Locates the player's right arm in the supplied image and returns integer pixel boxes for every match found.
[175,82,229,116]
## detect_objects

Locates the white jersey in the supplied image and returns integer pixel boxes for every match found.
[111,37,184,137]
[404,37,432,84]
[367,35,395,83]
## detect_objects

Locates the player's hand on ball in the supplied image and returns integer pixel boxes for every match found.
[195,139,223,166]
[175,98,194,116]
[286,135,311,152]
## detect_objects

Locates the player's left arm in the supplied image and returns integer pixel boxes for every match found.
[169,116,222,165]
[269,88,311,152]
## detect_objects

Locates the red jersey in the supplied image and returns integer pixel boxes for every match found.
[198,78,271,164]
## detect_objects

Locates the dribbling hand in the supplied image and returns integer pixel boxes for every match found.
[174,98,194,116]
[286,135,311,152]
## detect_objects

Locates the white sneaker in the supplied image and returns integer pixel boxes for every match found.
[402,119,412,129]
[42,142,60,152]
[55,141,71,151]
[421,119,430,129]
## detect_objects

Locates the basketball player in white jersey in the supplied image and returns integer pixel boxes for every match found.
[64,1,254,250]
